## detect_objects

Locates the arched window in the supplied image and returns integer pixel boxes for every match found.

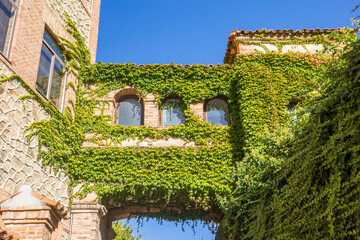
[162,98,185,126]
[205,98,229,125]
[118,97,143,126]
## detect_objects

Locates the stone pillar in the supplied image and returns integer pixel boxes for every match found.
[1,206,59,240]
[69,203,107,240]
[0,186,69,240]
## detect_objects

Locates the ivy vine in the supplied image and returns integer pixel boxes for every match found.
[2,14,353,226]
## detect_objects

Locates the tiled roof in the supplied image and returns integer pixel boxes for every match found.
[0,189,68,220]
[31,192,69,219]
[229,28,341,36]
[0,190,11,203]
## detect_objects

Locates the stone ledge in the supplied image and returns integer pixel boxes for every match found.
[71,203,107,217]
[1,206,59,231]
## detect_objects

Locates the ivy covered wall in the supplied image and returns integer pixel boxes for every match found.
[16,38,327,217]
[2,15,358,239]
[221,29,360,240]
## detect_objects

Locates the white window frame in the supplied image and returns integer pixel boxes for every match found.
[36,31,68,112]
[0,0,19,57]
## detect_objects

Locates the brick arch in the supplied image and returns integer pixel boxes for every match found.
[113,86,141,103]
[113,87,145,125]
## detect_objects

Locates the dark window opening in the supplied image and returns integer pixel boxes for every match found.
[118,97,143,126]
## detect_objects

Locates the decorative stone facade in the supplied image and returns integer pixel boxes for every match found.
[46,0,91,45]
[0,79,70,204]
[0,58,14,79]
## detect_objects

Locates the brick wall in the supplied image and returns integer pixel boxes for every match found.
[143,93,160,127]
[190,101,205,120]
[69,203,107,240]
[1,206,67,240]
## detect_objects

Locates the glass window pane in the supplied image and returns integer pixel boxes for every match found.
[0,0,15,54]
[163,99,185,126]
[118,98,142,126]
[36,43,53,97]
[43,31,64,62]
[206,99,229,125]
[50,58,65,108]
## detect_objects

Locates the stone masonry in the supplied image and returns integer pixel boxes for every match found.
[0,79,69,204]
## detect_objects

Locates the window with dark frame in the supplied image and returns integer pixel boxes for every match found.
[162,98,185,126]
[205,98,229,125]
[0,0,18,57]
[36,31,67,110]
[117,97,143,126]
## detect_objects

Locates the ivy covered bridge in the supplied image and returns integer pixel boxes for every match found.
[23,49,324,237]
[6,19,358,239]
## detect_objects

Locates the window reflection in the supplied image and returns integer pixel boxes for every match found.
[50,58,66,107]
[0,0,17,56]
[206,98,229,125]
[118,98,142,126]
[35,31,67,110]
[162,98,185,126]
[36,44,52,97]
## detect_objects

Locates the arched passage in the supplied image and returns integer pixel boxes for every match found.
[105,205,221,239]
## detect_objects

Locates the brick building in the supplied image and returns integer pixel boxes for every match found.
[0,0,101,239]
[0,0,343,239]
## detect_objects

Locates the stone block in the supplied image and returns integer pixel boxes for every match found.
[152,138,186,147]
[11,156,23,172]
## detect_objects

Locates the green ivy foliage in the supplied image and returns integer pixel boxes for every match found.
[2,15,346,225]
[221,31,360,240]
[267,37,360,239]
[113,221,144,240]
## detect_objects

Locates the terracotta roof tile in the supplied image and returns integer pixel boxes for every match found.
[229,28,341,36]
[31,192,69,219]
[0,190,11,203]
[0,190,68,220]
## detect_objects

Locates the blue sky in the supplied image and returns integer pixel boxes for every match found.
[120,219,214,240]
[96,0,357,65]
[97,1,358,239]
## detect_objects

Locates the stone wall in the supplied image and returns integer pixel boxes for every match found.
[0,79,69,204]
[0,58,14,79]
[46,0,91,45]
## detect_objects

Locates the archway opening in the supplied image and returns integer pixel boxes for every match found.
[114,218,216,240]
[106,206,223,240]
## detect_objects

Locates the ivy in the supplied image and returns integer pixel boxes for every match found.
[2,14,352,227]
[221,27,360,240]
